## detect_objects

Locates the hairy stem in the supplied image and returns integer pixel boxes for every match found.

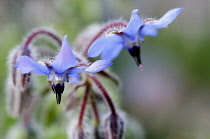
[78,85,90,127]
[89,75,116,116]
[22,29,61,52]
[90,93,99,125]
[82,21,127,56]
[12,51,19,86]
[98,70,120,86]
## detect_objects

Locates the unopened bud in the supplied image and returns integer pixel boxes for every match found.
[104,114,124,139]
[5,122,40,139]
[6,46,34,117]
[73,127,85,139]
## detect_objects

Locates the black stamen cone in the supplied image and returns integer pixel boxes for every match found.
[128,46,142,66]
[51,83,65,104]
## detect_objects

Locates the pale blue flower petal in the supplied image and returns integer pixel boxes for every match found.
[101,41,123,61]
[67,68,85,75]
[140,25,158,39]
[121,9,143,38]
[88,37,109,58]
[69,74,80,83]
[15,56,50,75]
[51,35,77,74]
[151,8,183,29]
[88,35,124,59]
[67,60,112,75]
[85,60,112,73]
[130,9,139,21]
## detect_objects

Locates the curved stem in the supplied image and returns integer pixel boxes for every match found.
[90,94,101,138]
[89,75,116,116]
[90,93,99,125]
[82,21,127,56]
[77,85,90,127]
[22,29,61,50]
[98,70,120,86]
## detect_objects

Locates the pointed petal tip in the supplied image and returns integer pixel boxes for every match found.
[176,7,184,11]
[132,9,139,13]
[51,34,77,73]
[151,7,184,29]
[62,35,68,45]
[139,64,143,71]
[173,8,184,15]
[63,35,68,40]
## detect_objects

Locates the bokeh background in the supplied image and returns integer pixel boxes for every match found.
[0,0,210,139]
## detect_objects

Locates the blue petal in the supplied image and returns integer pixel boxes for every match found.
[152,8,183,29]
[88,37,109,58]
[88,35,124,60]
[67,68,85,75]
[121,9,143,38]
[100,35,124,61]
[130,9,139,21]
[51,35,77,74]
[85,60,112,73]
[140,25,158,38]
[67,60,112,75]
[69,74,80,83]
[15,56,50,75]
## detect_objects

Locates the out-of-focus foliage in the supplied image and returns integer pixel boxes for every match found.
[1,0,210,139]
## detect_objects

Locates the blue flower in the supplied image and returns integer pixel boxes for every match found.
[88,8,183,70]
[15,35,112,104]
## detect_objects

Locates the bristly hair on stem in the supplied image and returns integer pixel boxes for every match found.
[77,84,90,128]
[21,28,61,51]
[88,75,117,116]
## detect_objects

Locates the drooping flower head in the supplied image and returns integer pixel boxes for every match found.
[15,35,112,104]
[88,8,183,70]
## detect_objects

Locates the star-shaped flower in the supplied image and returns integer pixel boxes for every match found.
[15,35,112,104]
[88,8,183,70]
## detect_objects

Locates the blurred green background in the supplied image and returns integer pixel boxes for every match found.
[0,0,210,139]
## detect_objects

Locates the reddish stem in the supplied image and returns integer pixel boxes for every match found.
[22,29,61,51]
[78,85,90,127]
[98,70,119,86]
[12,51,19,85]
[90,94,99,124]
[89,75,116,116]
[82,21,127,56]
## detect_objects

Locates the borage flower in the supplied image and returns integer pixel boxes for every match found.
[15,35,112,104]
[88,8,183,70]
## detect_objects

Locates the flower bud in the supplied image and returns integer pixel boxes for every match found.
[104,114,124,139]
[73,127,85,139]
[6,46,33,117]
[68,124,91,139]
[5,122,40,139]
